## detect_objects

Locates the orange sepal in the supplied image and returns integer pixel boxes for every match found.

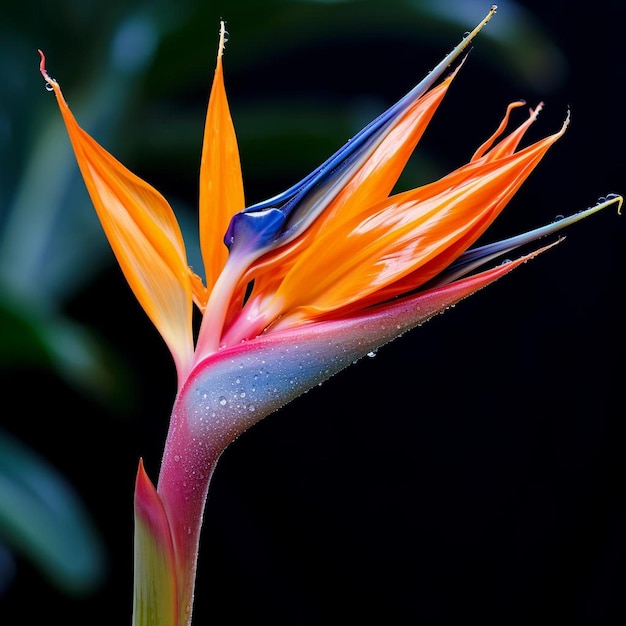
[198,24,245,299]
[224,68,461,331]
[39,51,195,381]
[264,112,567,326]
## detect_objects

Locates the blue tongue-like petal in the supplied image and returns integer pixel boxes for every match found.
[224,6,498,256]
[224,207,286,251]
[432,194,623,287]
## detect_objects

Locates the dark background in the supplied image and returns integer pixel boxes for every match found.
[1,1,624,624]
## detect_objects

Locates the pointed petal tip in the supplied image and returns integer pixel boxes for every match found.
[217,20,228,58]
[136,457,148,484]
[609,192,624,215]
[37,48,46,74]
[38,49,59,94]
[438,4,497,64]
[134,459,160,518]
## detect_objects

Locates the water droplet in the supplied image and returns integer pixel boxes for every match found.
[248,404,256,412]
[462,30,471,39]
[501,258,512,265]
[366,350,377,358]
[174,455,181,462]
[45,83,54,92]
[219,396,227,406]
[553,214,564,221]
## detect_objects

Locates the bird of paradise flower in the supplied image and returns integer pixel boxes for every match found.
[38,5,621,625]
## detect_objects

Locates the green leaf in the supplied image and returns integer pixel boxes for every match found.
[0,292,133,410]
[0,430,106,595]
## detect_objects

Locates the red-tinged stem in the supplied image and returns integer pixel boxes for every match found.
[156,395,225,626]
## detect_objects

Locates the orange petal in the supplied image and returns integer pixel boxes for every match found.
[265,114,567,327]
[198,22,245,300]
[472,102,547,163]
[228,68,460,327]
[315,68,460,233]
[40,52,194,381]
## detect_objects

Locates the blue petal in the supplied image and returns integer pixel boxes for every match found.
[224,207,286,250]
[432,194,623,287]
